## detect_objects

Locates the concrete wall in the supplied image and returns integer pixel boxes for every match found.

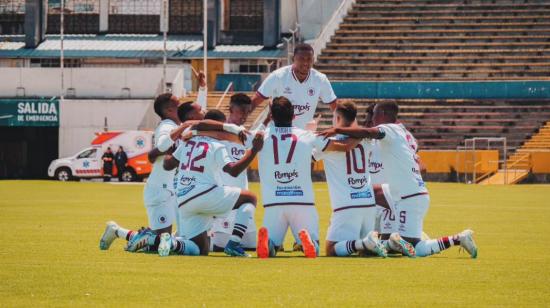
[295,0,342,41]
[59,99,156,157]
[0,67,187,99]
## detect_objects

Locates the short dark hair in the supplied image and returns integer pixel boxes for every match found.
[177,101,195,122]
[336,101,357,123]
[293,43,314,56]
[230,93,252,108]
[366,103,375,115]
[204,109,226,122]
[376,101,399,121]
[154,93,173,118]
[271,96,294,125]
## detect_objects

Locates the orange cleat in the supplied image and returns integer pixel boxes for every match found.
[298,229,317,259]
[257,227,270,259]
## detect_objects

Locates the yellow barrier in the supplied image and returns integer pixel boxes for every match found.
[530,151,550,173]
[250,150,500,174]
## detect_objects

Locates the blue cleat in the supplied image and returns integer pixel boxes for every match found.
[125,227,155,252]
[224,240,250,257]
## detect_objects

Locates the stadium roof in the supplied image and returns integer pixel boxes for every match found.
[0,34,285,59]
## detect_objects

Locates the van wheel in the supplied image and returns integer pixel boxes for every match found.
[121,169,137,182]
[55,167,73,181]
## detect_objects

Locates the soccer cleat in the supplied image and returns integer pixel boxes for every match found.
[224,240,250,257]
[298,229,317,258]
[389,233,416,258]
[99,221,119,250]
[363,231,388,258]
[158,233,172,257]
[458,229,478,259]
[125,227,154,252]
[292,242,303,252]
[257,227,270,258]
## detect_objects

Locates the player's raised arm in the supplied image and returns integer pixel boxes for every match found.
[318,126,385,140]
[223,132,264,177]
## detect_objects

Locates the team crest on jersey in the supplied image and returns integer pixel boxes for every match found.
[274,170,299,184]
[158,215,167,224]
[307,87,315,96]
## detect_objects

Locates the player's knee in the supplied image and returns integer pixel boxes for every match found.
[239,190,257,205]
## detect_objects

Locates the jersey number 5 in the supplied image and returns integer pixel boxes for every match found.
[181,140,209,172]
[271,134,297,165]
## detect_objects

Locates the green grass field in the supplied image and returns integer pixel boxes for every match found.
[1,181,549,306]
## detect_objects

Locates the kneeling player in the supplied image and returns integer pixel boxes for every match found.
[315,101,414,257]
[158,130,264,257]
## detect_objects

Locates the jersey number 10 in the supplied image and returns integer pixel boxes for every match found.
[345,144,366,175]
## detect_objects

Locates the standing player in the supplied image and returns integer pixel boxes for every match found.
[251,43,337,129]
[159,130,265,257]
[207,95,259,252]
[255,97,360,259]
[314,101,413,257]
[318,101,478,258]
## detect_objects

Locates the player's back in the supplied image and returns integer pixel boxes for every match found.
[174,136,230,200]
[217,139,249,189]
[258,125,327,207]
[376,123,427,199]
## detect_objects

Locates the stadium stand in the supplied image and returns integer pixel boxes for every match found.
[315,0,550,81]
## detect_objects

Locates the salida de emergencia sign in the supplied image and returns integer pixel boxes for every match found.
[0,99,59,127]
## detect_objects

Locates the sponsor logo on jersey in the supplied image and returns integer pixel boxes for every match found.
[350,190,373,199]
[347,176,368,189]
[293,103,311,116]
[275,189,304,197]
[231,147,245,160]
[369,161,383,173]
[179,176,196,186]
[274,170,299,184]
[177,185,195,197]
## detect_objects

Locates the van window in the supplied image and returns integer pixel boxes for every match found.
[77,149,97,159]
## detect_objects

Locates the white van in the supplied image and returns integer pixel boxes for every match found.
[48,130,153,182]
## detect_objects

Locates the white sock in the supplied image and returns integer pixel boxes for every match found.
[415,236,459,257]
[334,240,365,256]
[115,227,136,241]
[229,203,255,243]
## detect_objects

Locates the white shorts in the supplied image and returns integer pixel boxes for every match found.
[211,230,257,249]
[177,185,241,240]
[326,206,377,242]
[374,206,384,233]
[211,209,257,235]
[143,185,177,230]
[262,205,319,247]
[381,194,430,239]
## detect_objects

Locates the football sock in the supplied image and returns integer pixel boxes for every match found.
[230,203,255,243]
[334,240,363,256]
[415,235,460,257]
[171,237,200,256]
[115,227,136,241]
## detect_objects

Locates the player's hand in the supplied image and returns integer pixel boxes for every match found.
[317,127,338,138]
[251,132,264,153]
[194,69,206,88]
[238,130,251,144]
[181,131,193,141]
[181,120,200,130]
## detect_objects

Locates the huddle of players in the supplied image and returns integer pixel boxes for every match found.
[99,43,477,258]
[99,94,478,259]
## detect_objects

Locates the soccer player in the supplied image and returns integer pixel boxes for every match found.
[318,101,478,258]
[99,92,184,251]
[314,101,413,257]
[251,43,337,129]
[255,97,361,259]
[207,95,259,252]
[159,128,265,257]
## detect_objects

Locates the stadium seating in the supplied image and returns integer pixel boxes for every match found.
[315,0,550,81]
[315,99,550,152]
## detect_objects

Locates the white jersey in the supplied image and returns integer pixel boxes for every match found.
[217,138,250,189]
[146,119,178,189]
[375,123,428,199]
[257,65,337,129]
[367,139,385,185]
[258,125,329,207]
[173,136,233,203]
[314,135,375,210]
